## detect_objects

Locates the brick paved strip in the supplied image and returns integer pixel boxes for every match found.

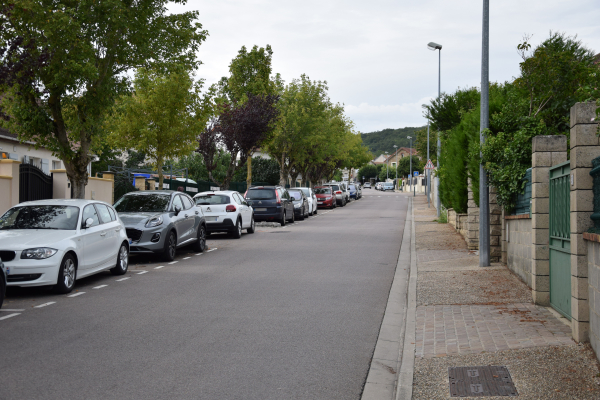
[414,303,572,358]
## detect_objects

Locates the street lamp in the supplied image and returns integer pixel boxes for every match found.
[393,145,398,189]
[385,151,389,180]
[428,41,442,216]
[407,136,413,195]
[479,0,490,267]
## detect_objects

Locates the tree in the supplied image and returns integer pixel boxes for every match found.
[415,127,437,165]
[0,0,206,198]
[106,66,203,188]
[196,94,279,189]
[358,164,378,181]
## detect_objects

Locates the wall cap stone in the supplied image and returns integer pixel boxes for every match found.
[505,214,531,220]
[570,102,598,128]
[583,232,600,243]
[532,135,567,152]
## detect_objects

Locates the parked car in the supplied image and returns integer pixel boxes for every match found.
[0,260,5,309]
[364,182,371,189]
[288,188,310,220]
[322,183,347,206]
[382,182,395,191]
[314,186,336,209]
[375,182,383,190]
[193,191,254,238]
[348,184,358,200]
[115,190,207,261]
[339,181,350,203]
[297,187,318,215]
[0,199,129,294]
[244,186,295,226]
[356,184,363,199]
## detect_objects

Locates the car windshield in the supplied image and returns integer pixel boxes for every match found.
[195,194,230,205]
[114,194,171,212]
[288,191,302,200]
[300,189,310,196]
[246,189,275,200]
[314,188,331,194]
[349,185,356,190]
[0,205,80,230]
[329,185,340,191]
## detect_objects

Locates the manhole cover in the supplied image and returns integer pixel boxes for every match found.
[270,231,291,233]
[448,366,518,397]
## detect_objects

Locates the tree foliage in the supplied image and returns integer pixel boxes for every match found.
[0,0,206,198]
[360,126,424,156]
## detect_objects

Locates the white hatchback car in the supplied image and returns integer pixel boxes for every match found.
[296,187,318,215]
[0,199,129,294]
[193,191,255,238]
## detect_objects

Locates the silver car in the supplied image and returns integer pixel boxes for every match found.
[115,191,207,261]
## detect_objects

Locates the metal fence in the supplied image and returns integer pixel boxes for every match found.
[19,163,53,203]
[513,168,532,216]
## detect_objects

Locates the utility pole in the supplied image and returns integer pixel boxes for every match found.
[427,122,431,207]
[479,0,490,267]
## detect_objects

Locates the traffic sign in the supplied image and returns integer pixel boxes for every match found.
[413,171,418,177]
[424,159,435,169]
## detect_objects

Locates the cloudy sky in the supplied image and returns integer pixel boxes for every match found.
[171,0,600,133]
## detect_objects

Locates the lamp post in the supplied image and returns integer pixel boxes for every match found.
[428,41,442,217]
[427,122,431,207]
[385,151,389,181]
[407,136,413,196]
[393,144,398,189]
[479,0,490,267]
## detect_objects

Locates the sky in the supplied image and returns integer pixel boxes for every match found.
[170,0,600,133]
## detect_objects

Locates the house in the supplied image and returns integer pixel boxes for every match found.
[0,127,63,172]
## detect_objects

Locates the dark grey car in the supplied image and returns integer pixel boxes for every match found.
[114,191,207,261]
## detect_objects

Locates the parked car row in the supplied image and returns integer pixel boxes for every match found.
[0,182,363,301]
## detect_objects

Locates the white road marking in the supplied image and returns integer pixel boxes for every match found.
[93,285,108,289]
[196,253,203,256]
[67,292,85,297]
[168,261,178,264]
[0,309,25,312]
[116,277,130,281]
[34,302,56,308]
[183,257,191,260]
[206,249,217,253]
[0,313,20,321]
[154,266,165,269]
[137,270,148,274]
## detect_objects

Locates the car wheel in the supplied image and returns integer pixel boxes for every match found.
[162,231,177,261]
[299,207,305,220]
[193,225,207,252]
[54,254,77,294]
[314,207,318,215]
[247,216,255,234]
[231,218,242,239]
[110,243,129,275]
[280,211,287,226]
[290,209,295,223]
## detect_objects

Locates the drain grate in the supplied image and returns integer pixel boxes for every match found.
[448,366,518,397]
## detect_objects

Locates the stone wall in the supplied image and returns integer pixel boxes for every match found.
[456,213,468,239]
[586,237,600,357]
[505,216,533,287]
[467,179,479,250]
[489,186,502,262]
[448,209,456,228]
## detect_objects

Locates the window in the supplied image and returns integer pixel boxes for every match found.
[195,195,231,205]
[246,189,276,200]
[233,193,244,204]
[82,205,100,227]
[52,160,61,170]
[114,193,171,212]
[181,195,193,210]
[107,206,117,221]
[95,204,113,224]
[172,195,184,211]
[0,206,80,230]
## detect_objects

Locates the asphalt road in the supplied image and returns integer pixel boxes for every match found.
[0,189,408,400]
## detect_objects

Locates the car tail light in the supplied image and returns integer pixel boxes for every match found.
[335,191,342,195]
[275,190,281,204]
[226,205,236,212]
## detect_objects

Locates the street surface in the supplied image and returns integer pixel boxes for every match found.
[1,189,407,400]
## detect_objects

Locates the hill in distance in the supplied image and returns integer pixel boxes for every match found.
[360,126,425,157]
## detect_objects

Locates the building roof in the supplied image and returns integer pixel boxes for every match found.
[0,127,18,141]
[385,147,418,162]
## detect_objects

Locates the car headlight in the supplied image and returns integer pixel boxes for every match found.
[21,248,58,260]
[145,215,163,228]
[294,203,301,208]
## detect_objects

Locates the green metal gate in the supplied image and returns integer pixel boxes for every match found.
[549,161,571,319]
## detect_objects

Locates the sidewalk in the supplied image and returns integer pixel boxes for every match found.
[409,194,600,399]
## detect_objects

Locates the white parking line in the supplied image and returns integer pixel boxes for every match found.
[196,253,203,256]
[183,257,191,260]
[168,261,178,264]
[34,302,56,308]
[93,285,108,289]
[0,313,20,321]
[0,309,25,312]
[137,271,148,275]
[67,292,85,298]
[116,277,130,282]
[154,266,165,269]
[206,249,217,253]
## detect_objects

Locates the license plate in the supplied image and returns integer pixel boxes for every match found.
[205,216,218,221]
[317,202,323,204]
[255,208,267,212]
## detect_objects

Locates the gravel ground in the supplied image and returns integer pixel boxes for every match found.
[413,343,600,399]
[418,269,533,306]
[416,222,469,251]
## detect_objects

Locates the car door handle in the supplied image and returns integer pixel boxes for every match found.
[100,232,107,237]
[184,214,189,218]
[195,211,199,215]
[115,228,120,232]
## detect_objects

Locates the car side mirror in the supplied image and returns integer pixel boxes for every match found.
[83,217,94,229]
[290,197,295,201]
[174,205,182,215]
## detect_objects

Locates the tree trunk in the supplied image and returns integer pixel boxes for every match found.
[157,157,164,190]
[64,154,90,199]
[246,153,253,189]
[279,153,287,186]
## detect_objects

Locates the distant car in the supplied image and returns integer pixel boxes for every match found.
[0,199,129,294]
[348,184,358,200]
[364,182,371,189]
[0,260,5,309]
[245,186,295,226]
[115,191,207,261]
[288,188,310,220]
[314,186,336,209]
[194,191,254,238]
[382,182,395,191]
[297,187,318,215]
[356,184,363,199]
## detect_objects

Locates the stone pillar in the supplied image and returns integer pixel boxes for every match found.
[570,102,599,342]
[501,209,507,264]
[467,178,479,250]
[134,176,146,191]
[489,186,502,262]
[531,135,567,306]
[101,171,115,205]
